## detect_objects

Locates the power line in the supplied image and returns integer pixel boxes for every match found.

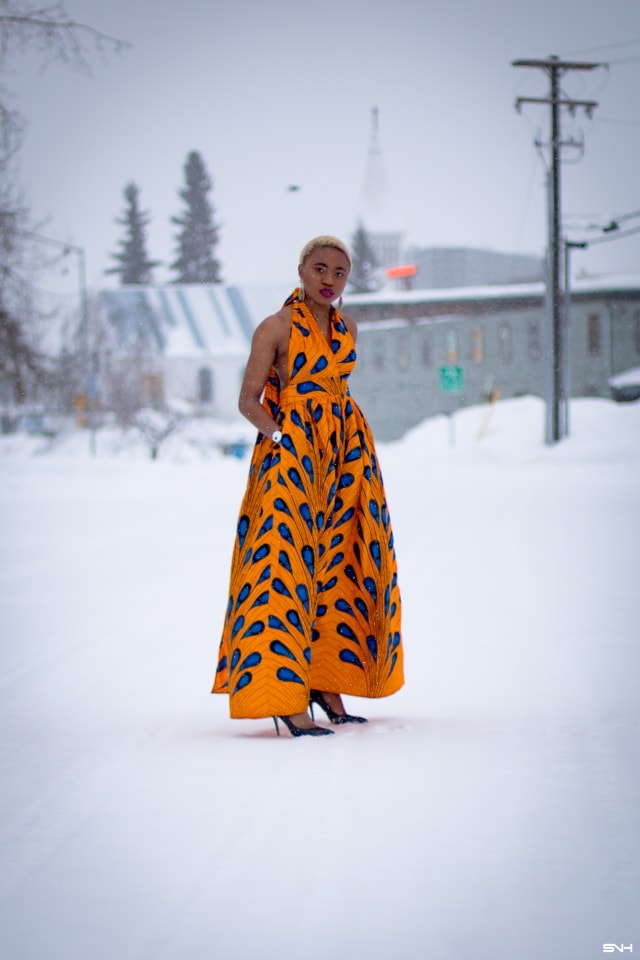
[579,223,640,246]
[558,37,640,57]
[611,208,640,224]
[606,55,640,65]
[576,209,640,228]
[596,115,640,127]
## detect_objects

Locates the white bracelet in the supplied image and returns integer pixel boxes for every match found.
[271,430,282,444]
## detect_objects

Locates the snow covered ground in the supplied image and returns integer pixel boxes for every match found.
[1,396,639,960]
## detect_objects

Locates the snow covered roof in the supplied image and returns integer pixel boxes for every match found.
[609,365,640,387]
[100,284,295,359]
[358,314,468,331]
[100,284,273,358]
[344,273,640,307]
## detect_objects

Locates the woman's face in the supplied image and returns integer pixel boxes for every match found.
[299,246,351,305]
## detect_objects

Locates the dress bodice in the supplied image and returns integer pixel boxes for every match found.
[263,292,357,418]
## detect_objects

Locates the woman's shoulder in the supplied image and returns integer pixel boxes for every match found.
[341,312,358,342]
[272,303,293,324]
[252,305,291,344]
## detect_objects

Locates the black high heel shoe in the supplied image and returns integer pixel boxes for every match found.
[309,690,368,725]
[273,715,334,737]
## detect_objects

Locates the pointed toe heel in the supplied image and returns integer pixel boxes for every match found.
[309,690,368,725]
[273,716,334,737]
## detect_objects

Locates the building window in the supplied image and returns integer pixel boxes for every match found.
[634,311,640,354]
[198,367,214,403]
[528,319,542,359]
[498,321,513,364]
[421,333,431,366]
[446,330,458,364]
[587,314,601,356]
[143,374,164,407]
[373,340,385,371]
[397,333,410,371]
[472,328,484,363]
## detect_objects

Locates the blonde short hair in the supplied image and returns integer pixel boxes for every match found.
[298,235,352,268]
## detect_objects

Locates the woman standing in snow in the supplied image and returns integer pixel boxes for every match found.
[212,236,403,736]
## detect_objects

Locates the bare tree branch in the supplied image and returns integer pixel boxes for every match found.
[0,1,128,410]
[0,1,129,72]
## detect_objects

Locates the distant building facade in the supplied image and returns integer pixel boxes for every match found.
[404,246,545,289]
[345,276,640,440]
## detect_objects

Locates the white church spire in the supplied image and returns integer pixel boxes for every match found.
[358,107,403,270]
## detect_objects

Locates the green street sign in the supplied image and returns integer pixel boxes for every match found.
[439,365,464,394]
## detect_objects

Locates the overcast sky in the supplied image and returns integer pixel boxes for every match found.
[7,0,640,291]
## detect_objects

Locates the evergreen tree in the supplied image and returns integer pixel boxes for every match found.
[349,222,379,293]
[106,182,159,285]
[171,151,222,284]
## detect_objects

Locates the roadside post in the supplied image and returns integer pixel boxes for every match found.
[439,365,465,446]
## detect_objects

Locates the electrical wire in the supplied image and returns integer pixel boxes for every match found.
[595,114,640,127]
[612,209,640,224]
[512,147,545,253]
[558,38,640,57]
[581,224,640,246]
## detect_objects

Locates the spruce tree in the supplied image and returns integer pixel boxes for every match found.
[171,151,222,284]
[106,182,160,285]
[349,222,379,293]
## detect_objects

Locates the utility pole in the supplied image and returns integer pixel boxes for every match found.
[512,55,600,444]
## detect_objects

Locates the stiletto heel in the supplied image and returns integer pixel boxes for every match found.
[309,690,368,724]
[273,715,334,737]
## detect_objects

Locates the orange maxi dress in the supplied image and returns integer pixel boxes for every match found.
[212,292,404,718]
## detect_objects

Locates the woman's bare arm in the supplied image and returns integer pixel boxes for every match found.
[238,312,288,436]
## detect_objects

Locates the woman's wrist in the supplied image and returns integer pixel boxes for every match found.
[271,429,282,444]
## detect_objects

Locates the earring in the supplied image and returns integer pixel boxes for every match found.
[338,295,343,309]
[298,284,305,302]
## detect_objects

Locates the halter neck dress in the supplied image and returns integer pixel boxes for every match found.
[212,292,403,718]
